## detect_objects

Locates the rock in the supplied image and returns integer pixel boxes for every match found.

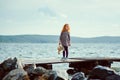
[42,70,57,80]
[71,72,85,80]
[32,67,57,80]
[105,74,120,80]
[32,67,47,76]
[2,57,17,71]
[3,68,30,80]
[0,67,4,79]
[88,65,118,80]
[24,66,47,80]
[33,76,43,80]
[67,69,76,75]
[0,57,18,79]
[55,76,64,80]
[24,64,36,74]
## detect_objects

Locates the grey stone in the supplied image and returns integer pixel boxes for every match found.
[24,64,36,74]
[88,65,118,80]
[105,74,120,80]
[2,57,17,70]
[71,72,85,80]
[32,67,47,76]
[3,68,30,80]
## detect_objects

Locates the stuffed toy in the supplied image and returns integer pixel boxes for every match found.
[57,45,64,54]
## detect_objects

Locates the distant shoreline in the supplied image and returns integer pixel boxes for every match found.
[0,35,120,43]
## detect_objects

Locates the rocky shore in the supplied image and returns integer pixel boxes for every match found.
[0,57,120,80]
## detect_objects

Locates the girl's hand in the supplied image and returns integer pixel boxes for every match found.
[59,41,61,45]
[68,42,71,46]
[59,43,61,45]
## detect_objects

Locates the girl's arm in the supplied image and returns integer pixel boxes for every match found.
[68,33,71,46]
[59,33,62,45]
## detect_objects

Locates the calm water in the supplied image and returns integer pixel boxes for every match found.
[0,43,120,62]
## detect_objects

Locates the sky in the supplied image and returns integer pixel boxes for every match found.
[0,0,120,37]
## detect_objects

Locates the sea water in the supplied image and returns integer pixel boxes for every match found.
[1,43,120,61]
[0,43,120,79]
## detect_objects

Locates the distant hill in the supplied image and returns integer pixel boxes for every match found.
[0,35,120,43]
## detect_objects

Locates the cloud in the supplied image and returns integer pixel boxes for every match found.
[38,5,57,17]
[38,5,67,19]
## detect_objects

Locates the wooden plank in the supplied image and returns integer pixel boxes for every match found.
[21,58,84,65]
[69,57,120,61]
[21,57,120,65]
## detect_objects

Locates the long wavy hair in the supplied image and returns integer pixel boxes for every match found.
[61,24,70,32]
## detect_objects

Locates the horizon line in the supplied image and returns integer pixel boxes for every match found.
[0,34,120,38]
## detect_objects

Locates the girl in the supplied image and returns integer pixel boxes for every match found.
[59,24,71,59]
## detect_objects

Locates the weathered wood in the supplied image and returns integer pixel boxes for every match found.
[36,64,53,69]
[69,57,120,61]
[21,58,83,65]
[22,57,120,65]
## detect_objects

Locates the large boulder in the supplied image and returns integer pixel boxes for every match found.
[88,65,120,80]
[1,57,17,71]
[0,57,18,79]
[3,68,30,80]
[0,67,4,79]
[105,74,120,80]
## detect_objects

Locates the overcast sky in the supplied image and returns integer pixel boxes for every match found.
[0,0,120,37]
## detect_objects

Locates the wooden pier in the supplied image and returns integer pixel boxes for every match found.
[22,57,120,75]
[22,58,84,64]
[22,57,120,64]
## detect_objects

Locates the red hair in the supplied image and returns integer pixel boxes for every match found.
[61,24,70,32]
